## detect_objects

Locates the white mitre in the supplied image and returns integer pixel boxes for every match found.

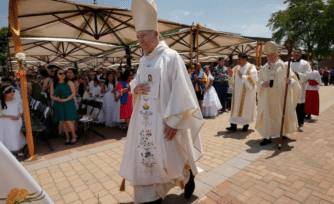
[132,0,158,32]
[264,41,278,55]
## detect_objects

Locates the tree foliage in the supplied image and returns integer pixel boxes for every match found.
[267,0,334,59]
[0,27,8,68]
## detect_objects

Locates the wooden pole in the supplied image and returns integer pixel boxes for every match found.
[9,0,38,161]
[278,39,294,150]
[255,42,259,67]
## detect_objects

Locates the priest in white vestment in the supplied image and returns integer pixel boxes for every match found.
[226,53,258,132]
[119,0,203,203]
[0,142,53,204]
[286,49,311,127]
[255,41,301,146]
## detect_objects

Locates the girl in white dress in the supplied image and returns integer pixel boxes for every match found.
[101,73,119,127]
[0,86,26,156]
[202,66,222,118]
[88,78,104,123]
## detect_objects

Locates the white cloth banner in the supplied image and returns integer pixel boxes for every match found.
[0,142,53,204]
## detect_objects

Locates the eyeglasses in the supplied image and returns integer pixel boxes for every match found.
[58,73,65,75]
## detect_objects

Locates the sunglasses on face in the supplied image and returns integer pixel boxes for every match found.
[58,73,65,75]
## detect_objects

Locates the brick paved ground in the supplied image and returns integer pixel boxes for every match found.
[19,86,334,204]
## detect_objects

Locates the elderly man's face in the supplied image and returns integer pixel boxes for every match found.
[267,54,278,63]
[137,30,157,53]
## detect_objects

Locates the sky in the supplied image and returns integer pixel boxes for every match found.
[0,0,288,38]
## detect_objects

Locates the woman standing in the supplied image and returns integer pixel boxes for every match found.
[101,73,119,127]
[99,69,108,83]
[66,68,80,109]
[88,72,97,92]
[0,86,26,157]
[116,70,133,127]
[40,69,51,95]
[27,75,49,106]
[202,66,222,118]
[50,68,78,145]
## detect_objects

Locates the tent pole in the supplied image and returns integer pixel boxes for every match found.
[189,28,193,72]
[9,0,38,161]
[125,45,132,68]
[193,30,197,63]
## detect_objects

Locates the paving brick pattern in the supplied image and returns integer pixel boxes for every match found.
[19,86,334,203]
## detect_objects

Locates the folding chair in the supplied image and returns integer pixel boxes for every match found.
[22,105,53,151]
[78,100,106,144]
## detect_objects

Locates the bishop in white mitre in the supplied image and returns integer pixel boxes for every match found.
[119,0,203,203]
[286,49,311,127]
[226,53,258,132]
[255,41,301,146]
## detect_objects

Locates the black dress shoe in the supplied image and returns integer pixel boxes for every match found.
[226,124,237,132]
[260,138,272,146]
[144,198,162,204]
[242,125,249,132]
[64,142,71,145]
[184,169,195,199]
[282,136,288,140]
[299,124,304,127]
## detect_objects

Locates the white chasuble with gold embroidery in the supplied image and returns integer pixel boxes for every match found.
[228,62,258,125]
[119,41,203,199]
[256,60,301,138]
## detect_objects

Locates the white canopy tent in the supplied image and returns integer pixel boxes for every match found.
[14,0,188,46]
[8,37,117,64]
[163,28,253,53]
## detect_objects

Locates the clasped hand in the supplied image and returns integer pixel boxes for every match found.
[134,83,150,95]
[55,97,65,102]
[262,82,270,88]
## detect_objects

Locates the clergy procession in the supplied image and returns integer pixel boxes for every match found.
[1,0,334,203]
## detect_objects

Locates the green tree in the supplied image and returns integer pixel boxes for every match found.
[267,0,333,60]
[0,27,9,73]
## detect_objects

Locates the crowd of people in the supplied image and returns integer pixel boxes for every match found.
[0,45,324,157]
[189,43,322,146]
[0,64,139,157]
[319,66,334,86]
[0,0,328,202]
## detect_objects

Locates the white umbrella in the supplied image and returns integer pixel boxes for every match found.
[15,0,188,45]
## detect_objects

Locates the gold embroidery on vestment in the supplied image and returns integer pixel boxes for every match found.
[238,65,254,117]
[231,65,240,115]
